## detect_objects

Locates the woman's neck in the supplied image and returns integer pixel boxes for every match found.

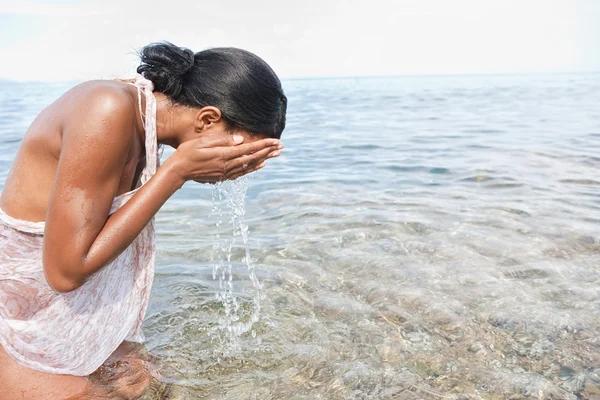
[154,93,196,149]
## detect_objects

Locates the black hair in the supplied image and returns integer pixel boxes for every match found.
[137,42,286,139]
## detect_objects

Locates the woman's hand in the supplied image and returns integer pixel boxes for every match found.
[168,135,283,184]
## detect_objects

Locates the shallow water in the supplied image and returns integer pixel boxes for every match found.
[1,73,600,399]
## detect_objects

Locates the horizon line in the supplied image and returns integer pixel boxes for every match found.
[282,69,600,81]
[1,69,599,84]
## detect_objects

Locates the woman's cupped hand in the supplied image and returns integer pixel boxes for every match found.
[167,135,283,184]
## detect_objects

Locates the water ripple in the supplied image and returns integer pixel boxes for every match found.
[2,74,600,399]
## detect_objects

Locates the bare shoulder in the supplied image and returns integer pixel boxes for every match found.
[61,80,137,125]
[0,80,139,220]
[56,80,139,151]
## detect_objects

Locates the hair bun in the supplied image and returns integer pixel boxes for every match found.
[137,42,195,99]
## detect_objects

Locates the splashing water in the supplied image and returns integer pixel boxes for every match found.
[209,175,261,352]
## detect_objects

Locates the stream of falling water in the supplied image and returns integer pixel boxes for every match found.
[208,175,261,354]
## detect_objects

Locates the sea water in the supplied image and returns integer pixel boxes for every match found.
[1,73,600,398]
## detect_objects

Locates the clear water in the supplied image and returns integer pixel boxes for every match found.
[1,73,600,399]
[209,177,261,350]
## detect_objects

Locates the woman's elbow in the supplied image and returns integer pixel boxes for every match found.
[43,264,84,293]
[47,277,81,293]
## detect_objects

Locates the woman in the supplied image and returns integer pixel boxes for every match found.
[0,42,286,398]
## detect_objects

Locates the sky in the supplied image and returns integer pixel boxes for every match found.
[0,0,598,81]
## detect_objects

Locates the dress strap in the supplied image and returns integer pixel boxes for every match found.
[119,74,159,185]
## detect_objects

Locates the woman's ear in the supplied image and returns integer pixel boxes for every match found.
[195,106,223,133]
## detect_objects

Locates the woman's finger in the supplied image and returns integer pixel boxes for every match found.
[194,160,266,183]
[222,149,269,177]
[226,149,279,176]
[194,135,245,149]
[225,153,271,178]
[227,146,276,171]
[222,139,282,160]
[225,162,266,181]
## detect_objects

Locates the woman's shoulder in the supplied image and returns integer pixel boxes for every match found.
[52,80,140,154]
[53,80,140,141]
[62,80,137,116]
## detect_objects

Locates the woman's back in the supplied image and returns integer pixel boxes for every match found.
[0,80,146,223]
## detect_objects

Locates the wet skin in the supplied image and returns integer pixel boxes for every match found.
[0,80,283,399]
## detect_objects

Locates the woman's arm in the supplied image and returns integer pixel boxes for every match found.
[43,89,279,293]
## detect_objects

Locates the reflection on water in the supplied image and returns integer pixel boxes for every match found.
[1,73,600,399]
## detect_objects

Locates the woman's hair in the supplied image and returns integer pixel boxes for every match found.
[137,42,286,139]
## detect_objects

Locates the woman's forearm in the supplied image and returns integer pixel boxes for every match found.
[44,136,280,293]
[79,157,184,282]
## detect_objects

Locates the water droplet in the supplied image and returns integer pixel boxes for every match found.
[209,176,262,351]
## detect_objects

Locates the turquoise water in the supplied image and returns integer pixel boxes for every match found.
[1,73,600,399]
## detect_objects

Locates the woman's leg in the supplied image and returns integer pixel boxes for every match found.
[0,344,88,399]
[87,342,152,399]
[0,342,152,400]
